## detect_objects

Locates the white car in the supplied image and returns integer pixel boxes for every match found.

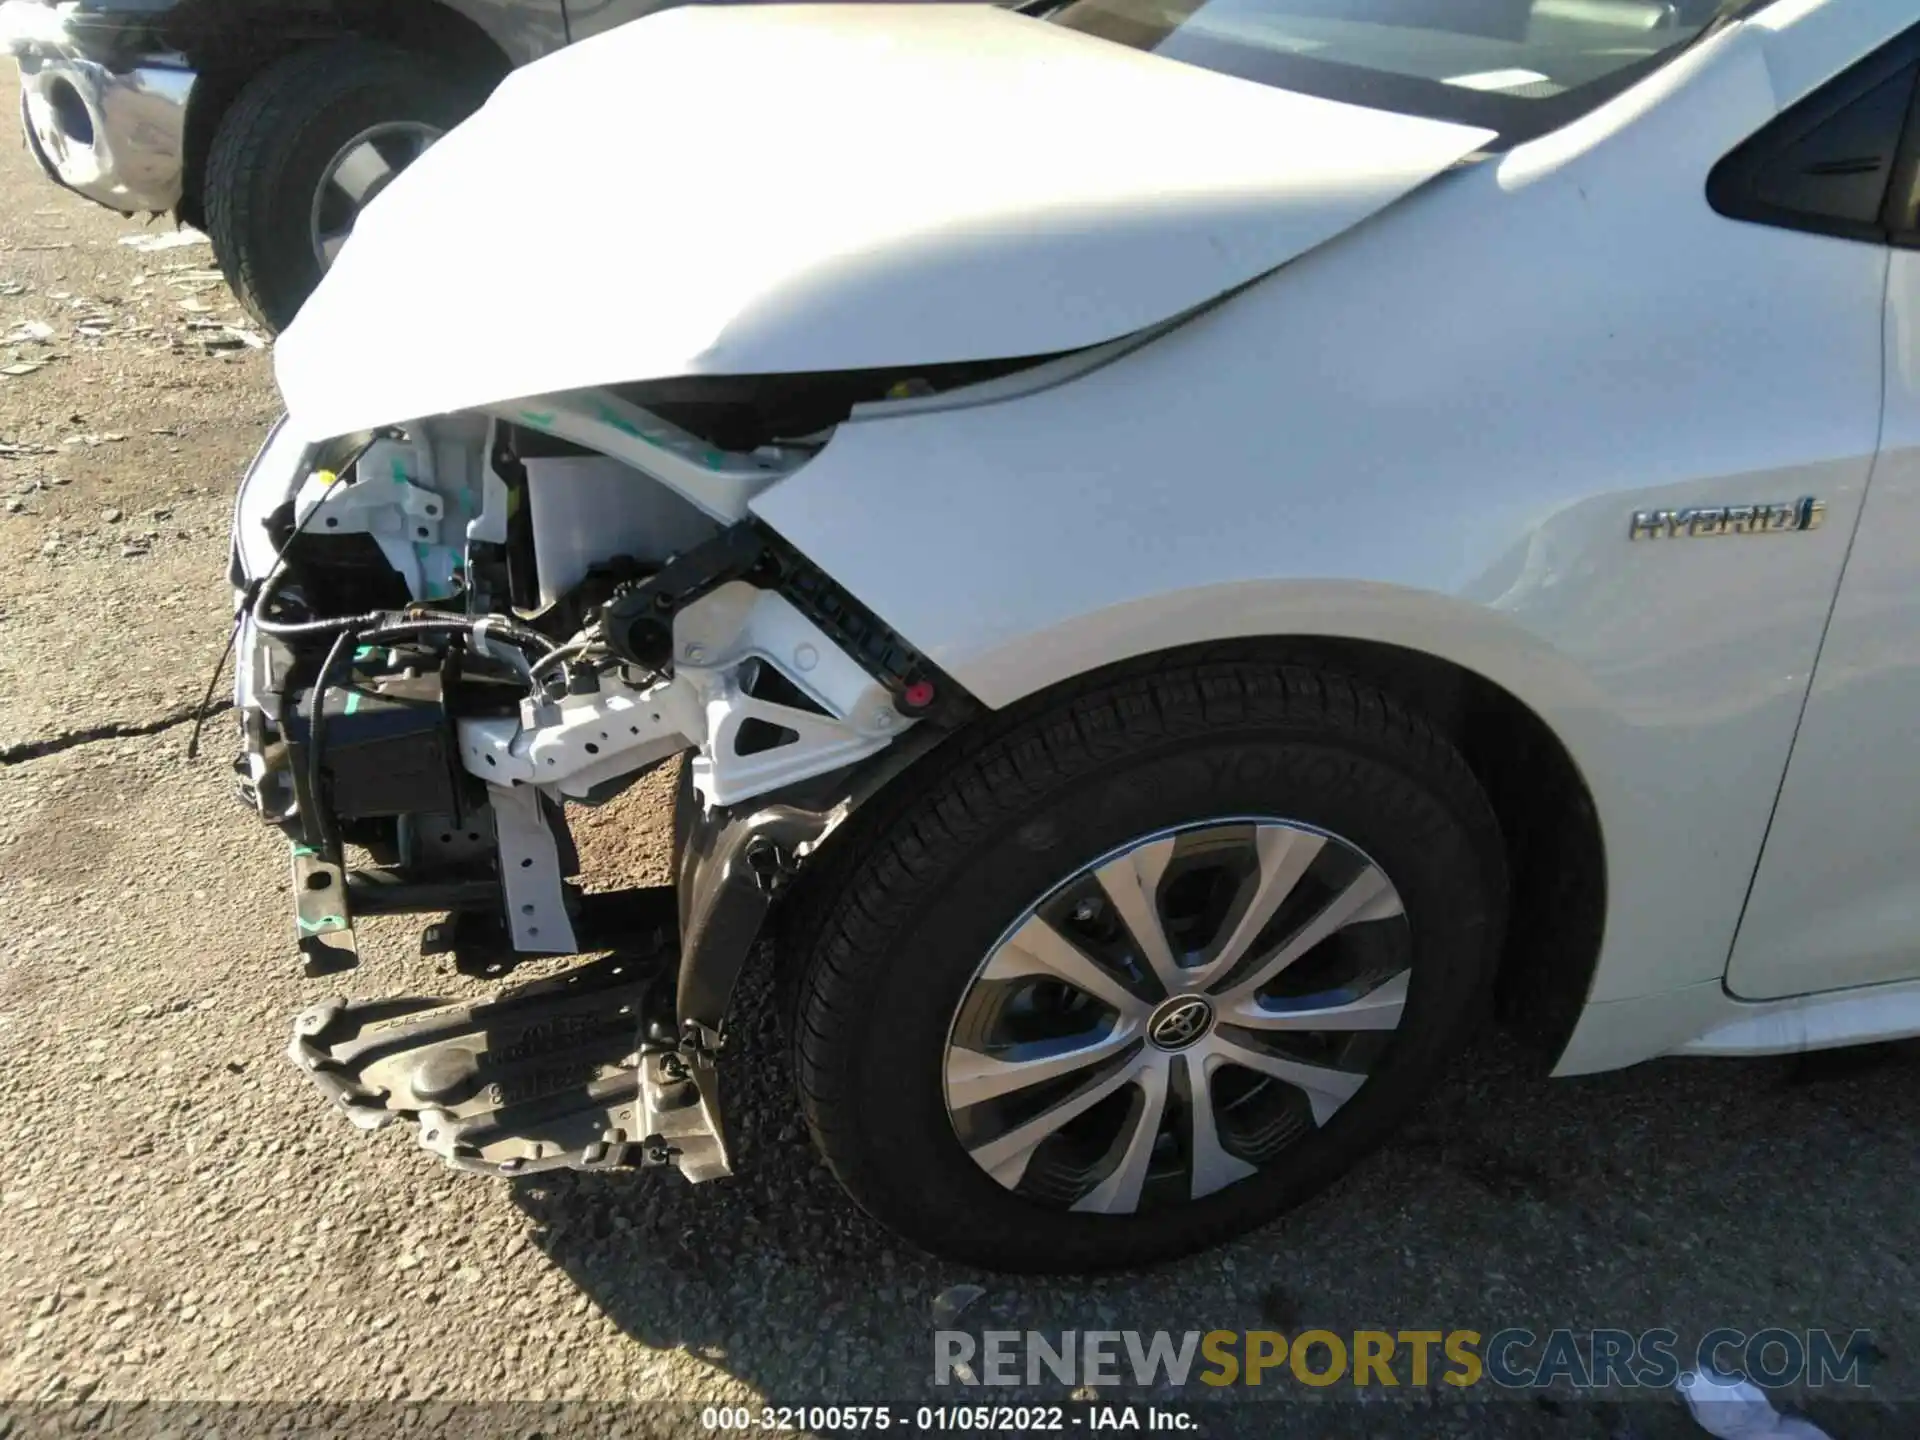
[226,0,1920,1271]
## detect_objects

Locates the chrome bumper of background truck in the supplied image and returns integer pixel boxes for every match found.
[4,2,194,214]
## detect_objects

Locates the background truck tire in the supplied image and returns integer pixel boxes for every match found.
[203,41,483,333]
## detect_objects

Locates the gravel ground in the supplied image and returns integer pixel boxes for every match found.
[4,65,1920,1440]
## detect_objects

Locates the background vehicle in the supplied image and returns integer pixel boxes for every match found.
[2,0,683,331]
[227,0,1920,1272]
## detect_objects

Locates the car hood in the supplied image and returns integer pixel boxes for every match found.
[275,2,1493,440]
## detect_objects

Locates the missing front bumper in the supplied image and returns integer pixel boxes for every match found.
[288,946,733,1184]
[277,755,912,1188]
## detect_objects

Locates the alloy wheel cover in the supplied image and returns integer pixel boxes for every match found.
[942,818,1412,1215]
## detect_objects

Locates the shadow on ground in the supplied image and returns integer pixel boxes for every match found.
[508,969,1920,1436]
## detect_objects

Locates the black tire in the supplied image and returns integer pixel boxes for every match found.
[203,41,483,333]
[791,656,1508,1272]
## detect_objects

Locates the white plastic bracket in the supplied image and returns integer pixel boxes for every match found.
[291,440,451,598]
[488,782,579,955]
[486,389,803,523]
[453,583,911,817]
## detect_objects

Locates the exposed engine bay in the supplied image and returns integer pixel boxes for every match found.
[226,369,999,1188]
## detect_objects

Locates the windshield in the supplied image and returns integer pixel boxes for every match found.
[1044,0,1763,144]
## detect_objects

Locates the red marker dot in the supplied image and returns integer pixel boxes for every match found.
[903,680,935,709]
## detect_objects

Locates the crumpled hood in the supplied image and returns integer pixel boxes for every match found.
[275,3,1493,440]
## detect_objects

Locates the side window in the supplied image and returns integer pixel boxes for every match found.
[1708,26,1920,246]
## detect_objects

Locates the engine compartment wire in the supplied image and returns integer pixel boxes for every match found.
[304,627,358,863]
[186,449,367,759]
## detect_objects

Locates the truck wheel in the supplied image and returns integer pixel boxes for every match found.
[792,658,1508,1272]
[203,41,483,333]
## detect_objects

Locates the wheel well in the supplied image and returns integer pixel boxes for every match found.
[172,0,512,230]
[1222,637,1606,1066]
[831,635,1608,1067]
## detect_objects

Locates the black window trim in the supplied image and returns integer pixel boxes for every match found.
[1707,22,1920,248]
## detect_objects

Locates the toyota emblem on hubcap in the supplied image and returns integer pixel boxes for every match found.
[1146,995,1214,1051]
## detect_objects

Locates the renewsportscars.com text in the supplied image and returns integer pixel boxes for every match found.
[933,1328,1875,1391]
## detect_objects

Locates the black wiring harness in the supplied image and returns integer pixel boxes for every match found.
[235,476,562,863]
[285,609,558,864]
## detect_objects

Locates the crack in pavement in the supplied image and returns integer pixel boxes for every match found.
[0,699,232,765]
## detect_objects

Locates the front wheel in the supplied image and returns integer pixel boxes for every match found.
[203,41,483,332]
[792,658,1508,1272]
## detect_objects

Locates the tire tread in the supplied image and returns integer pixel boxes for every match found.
[203,40,474,331]
[790,653,1505,1268]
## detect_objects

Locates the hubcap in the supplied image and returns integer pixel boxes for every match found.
[943,819,1410,1215]
[309,121,444,270]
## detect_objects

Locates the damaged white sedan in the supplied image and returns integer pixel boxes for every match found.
[227,0,1920,1270]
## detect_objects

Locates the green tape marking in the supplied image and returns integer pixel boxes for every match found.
[594,403,643,439]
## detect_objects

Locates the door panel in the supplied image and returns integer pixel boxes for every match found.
[1726,249,1920,999]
